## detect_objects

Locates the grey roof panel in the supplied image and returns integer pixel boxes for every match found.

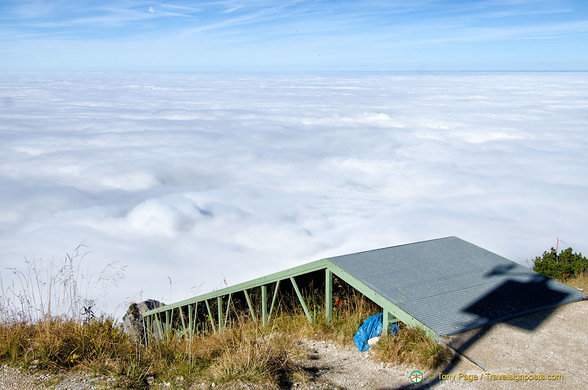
[328,237,583,336]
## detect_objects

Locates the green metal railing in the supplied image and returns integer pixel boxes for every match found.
[142,259,436,342]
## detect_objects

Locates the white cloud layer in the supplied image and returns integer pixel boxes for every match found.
[1,72,587,317]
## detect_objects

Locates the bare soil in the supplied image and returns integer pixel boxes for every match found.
[2,300,586,389]
[294,300,587,389]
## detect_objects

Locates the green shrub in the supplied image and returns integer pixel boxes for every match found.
[533,247,588,279]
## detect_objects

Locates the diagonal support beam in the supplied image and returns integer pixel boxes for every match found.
[179,306,187,335]
[243,289,256,322]
[155,313,164,340]
[205,299,217,334]
[327,263,436,338]
[290,277,312,323]
[268,279,281,322]
[224,293,232,328]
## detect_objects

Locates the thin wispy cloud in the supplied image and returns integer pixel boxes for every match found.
[1,0,586,71]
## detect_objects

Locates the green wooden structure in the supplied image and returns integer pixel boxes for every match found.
[143,237,583,341]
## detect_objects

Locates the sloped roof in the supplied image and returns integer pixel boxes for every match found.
[329,236,583,336]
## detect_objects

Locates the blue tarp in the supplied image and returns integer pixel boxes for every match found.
[353,313,399,352]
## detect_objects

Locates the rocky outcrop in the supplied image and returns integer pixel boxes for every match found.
[122,299,165,342]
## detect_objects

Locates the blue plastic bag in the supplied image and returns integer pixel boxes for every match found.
[353,313,399,352]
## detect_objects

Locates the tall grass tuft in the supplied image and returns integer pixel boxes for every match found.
[0,244,125,323]
[372,326,453,369]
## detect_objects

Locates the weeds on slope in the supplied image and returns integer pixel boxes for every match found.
[0,315,310,388]
[0,249,451,388]
[372,326,453,369]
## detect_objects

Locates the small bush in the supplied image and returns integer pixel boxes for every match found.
[372,326,452,369]
[0,317,133,367]
[533,247,588,280]
[208,323,303,385]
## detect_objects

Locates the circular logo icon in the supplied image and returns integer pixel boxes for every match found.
[410,370,423,383]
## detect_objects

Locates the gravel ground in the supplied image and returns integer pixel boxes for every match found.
[1,300,585,389]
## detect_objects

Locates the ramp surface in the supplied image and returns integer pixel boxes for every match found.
[329,237,583,336]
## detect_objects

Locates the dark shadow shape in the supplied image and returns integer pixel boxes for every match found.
[483,263,517,277]
[462,274,570,332]
[373,267,580,389]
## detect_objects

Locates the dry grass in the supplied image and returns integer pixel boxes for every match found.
[271,289,381,345]
[0,315,310,388]
[0,317,148,386]
[560,273,588,292]
[0,245,124,323]
[0,252,451,387]
[0,288,451,387]
[372,326,453,369]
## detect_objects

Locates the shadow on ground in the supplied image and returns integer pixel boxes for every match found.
[376,265,581,389]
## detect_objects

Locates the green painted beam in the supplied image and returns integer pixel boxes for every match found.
[244,289,256,322]
[224,293,232,328]
[204,299,217,334]
[290,277,312,323]
[187,304,193,338]
[382,308,390,335]
[142,254,433,340]
[179,307,186,334]
[155,313,163,340]
[217,296,223,331]
[268,280,280,322]
[325,269,333,324]
[261,285,267,326]
[145,259,330,316]
[326,262,436,338]
[165,310,171,337]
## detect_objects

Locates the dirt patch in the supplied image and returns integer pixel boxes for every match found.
[430,299,588,389]
[296,300,588,389]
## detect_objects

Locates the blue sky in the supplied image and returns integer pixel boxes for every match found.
[1,0,587,72]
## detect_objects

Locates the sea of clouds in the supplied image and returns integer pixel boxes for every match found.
[1,72,587,317]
